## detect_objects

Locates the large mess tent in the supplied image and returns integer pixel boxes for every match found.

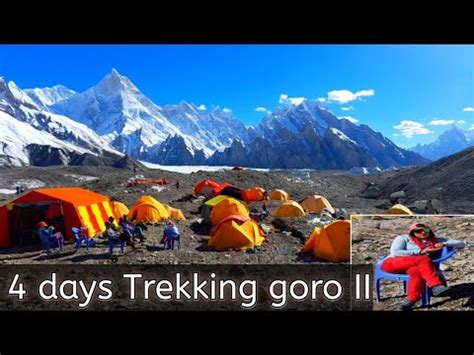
[0,187,117,248]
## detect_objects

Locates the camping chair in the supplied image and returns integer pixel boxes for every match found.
[108,236,125,257]
[38,232,61,256]
[72,227,95,253]
[163,234,180,250]
[375,247,456,306]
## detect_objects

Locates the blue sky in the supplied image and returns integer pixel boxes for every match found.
[0,45,472,148]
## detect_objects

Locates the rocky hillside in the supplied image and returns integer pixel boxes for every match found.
[376,146,474,203]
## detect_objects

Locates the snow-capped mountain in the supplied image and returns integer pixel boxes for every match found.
[51,69,179,157]
[162,102,250,152]
[0,110,86,166]
[210,100,429,169]
[25,85,76,110]
[0,77,123,167]
[50,69,248,159]
[411,125,474,161]
[1,69,430,170]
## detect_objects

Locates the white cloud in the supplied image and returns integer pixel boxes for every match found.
[429,119,466,126]
[429,119,456,126]
[327,89,375,104]
[317,97,326,102]
[337,116,359,124]
[341,106,353,111]
[393,120,433,138]
[469,124,474,131]
[222,108,232,113]
[463,107,474,112]
[279,93,306,105]
[255,107,270,114]
[197,104,207,111]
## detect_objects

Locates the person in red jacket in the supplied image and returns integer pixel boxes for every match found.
[381,222,466,311]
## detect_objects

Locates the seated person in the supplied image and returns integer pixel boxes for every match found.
[119,215,146,243]
[104,221,136,249]
[37,221,64,253]
[107,216,121,232]
[381,222,466,311]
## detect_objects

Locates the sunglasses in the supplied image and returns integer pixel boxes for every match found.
[414,227,430,233]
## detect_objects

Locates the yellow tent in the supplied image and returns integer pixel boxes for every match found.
[303,220,350,262]
[208,215,265,250]
[127,195,170,223]
[387,204,413,215]
[300,195,335,214]
[112,201,129,218]
[165,205,186,221]
[272,200,305,218]
[270,189,290,201]
[210,197,249,225]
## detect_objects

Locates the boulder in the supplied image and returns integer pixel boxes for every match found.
[361,183,381,199]
[389,191,406,204]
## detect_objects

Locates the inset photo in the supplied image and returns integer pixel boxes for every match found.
[352,215,472,311]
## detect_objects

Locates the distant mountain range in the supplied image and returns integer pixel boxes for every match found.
[1,69,430,169]
[410,125,474,161]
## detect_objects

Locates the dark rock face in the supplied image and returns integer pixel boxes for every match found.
[26,144,68,166]
[111,129,145,157]
[210,124,382,170]
[148,135,206,165]
[25,144,130,168]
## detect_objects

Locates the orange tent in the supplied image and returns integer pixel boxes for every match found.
[270,189,290,201]
[210,197,249,225]
[242,187,266,202]
[0,187,118,248]
[112,201,129,218]
[208,215,265,250]
[300,195,335,214]
[194,179,219,198]
[165,205,186,221]
[272,201,305,218]
[128,196,170,223]
[303,220,350,262]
